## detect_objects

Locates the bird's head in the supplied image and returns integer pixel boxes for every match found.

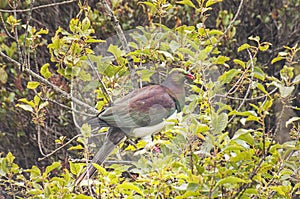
[166,68,195,85]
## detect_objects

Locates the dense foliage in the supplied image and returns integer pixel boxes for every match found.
[0,0,299,198]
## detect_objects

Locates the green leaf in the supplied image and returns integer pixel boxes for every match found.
[117,182,144,196]
[216,176,249,187]
[211,112,228,134]
[92,163,107,176]
[6,152,15,164]
[253,67,266,81]
[18,98,34,107]
[82,17,91,31]
[40,63,52,79]
[44,162,61,176]
[27,81,40,89]
[15,104,34,112]
[279,85,294,98]
[248,35,260,43]
[25,166,41,179]
[108,45,123,59]
[86,38,105,43]
[74,195,93,199]
[206,0,222,7]
[286,117,300,127]
[271,56,285,64]
[137,69,156,82]
[69,161,82,175]
[213,55,230,65]
[238,43,250,52]
[177,0,196,8]
[255,82,268,95]
[233,59,245,68]
[292,74,300,84]
[258,43,271,51]
[68,145,84,151]
[0,67,8,84]
[218,69,240,84]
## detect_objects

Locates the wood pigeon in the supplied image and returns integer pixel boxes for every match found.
[75,68,194,185]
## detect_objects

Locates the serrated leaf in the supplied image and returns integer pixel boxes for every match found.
[27,81,40,89]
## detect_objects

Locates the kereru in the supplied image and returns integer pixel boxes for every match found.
[75,68,194,185]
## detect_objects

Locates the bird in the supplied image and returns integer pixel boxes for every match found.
[75,68,194,185]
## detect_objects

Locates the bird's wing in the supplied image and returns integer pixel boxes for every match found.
[98,85,177,128]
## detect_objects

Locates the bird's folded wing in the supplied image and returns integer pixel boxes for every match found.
[98,85,177,128]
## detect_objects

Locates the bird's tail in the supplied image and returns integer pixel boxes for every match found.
[74,128,126,186]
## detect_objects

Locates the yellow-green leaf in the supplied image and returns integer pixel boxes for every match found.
[40,63,52,79]
[238,43,250,52]
[27,81,40,89]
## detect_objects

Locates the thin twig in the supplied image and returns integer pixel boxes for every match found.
[38,134,81,161]
[207,0,244,57]
[100,0,138,89]
[87,55,113,104]
[36,124,46,156]
[214,87,277,101]
[0,0,77,13]
[0,13,14,39]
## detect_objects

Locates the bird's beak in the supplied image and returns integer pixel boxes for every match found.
[185,73,195,84]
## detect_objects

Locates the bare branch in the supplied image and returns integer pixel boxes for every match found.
[207,0,244,57]
[38,134,81,161]
[0,0,77,13]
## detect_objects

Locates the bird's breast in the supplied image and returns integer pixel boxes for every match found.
[129,110,177,138]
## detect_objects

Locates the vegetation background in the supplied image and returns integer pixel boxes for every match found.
[0,0,299,198]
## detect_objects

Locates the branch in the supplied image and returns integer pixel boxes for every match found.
[0,51,97,114]
[38,134,81,161]
[100,0,138,89]
[207,0,244,57]
[0,0,77,13]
